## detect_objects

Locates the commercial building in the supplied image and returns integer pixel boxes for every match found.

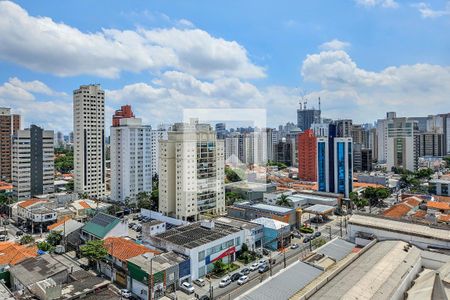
[297,129,317,182]
[335,119,352,137]
[273,138,292,166]
[353,143,373,172]
[110,113,153,203]
[317,134,353,198]
[12,125,54,200]
[73,84,106,198]
[417,132,445,157]
[148,220,245,280]
[297,103,321,131]
[215,216,264,251]
[251,217,290,250]
[429,179,450,196]
[159,119,225,221]
[284,192,339,209]
[227,202,300,228]
[226,181,276,202]
[0,108,20,182]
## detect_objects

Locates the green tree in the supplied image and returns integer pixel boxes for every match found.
[312,238,326,248]
[137,192,152,210]
[225,166,242,183]
[225,192,241,206]
[415,168,433,180]
[443,156,450,167]
[37,241,53,252]
[241,243,249,253]
[363,187,390,207]
[54,150,74,173]
[65,180,74,191]
[80,240,108,266]
[20,235,34,245]
[46,230,63,246]
[276,194,291,207]
[107,204,122,216]
[213,259,226,274]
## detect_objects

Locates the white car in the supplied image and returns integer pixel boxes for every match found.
[219,276,231,288]
[250,262,260,271]
[237,275,249,285]
[180,282,195,294]
[259,259,267,265]
[120,289,132,298]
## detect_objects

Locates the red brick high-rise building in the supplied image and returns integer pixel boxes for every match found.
[112,105,134,127]
[297,129,317,182]
[0,108,20,182]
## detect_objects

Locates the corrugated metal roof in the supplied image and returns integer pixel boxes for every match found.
[238,261,323,300]
[315,238,355,261]
[82,213,121,238]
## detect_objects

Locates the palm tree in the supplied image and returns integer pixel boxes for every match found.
[276,194,291,207]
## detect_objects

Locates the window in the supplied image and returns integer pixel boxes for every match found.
[198,250,205,262]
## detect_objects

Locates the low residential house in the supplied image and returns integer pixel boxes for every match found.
[426,201,450,214]
[69,199,111,221]
[99,237,159,287]
[47,217,84,251]
[251,217,291,250]
[80,213,128,241]
[127,251,190,300]
[142,220,166,238]
[13,199,57,233]
[0,242,37,279]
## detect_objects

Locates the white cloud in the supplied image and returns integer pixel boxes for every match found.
[0,1,264,79]
[0,78,71,132]
[413,2,450,18]
[301,50,450,121]
[319,39,351,51]
[355,0,399,8]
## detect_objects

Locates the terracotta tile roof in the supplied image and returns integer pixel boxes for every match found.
[47,216,71,230]
[353,182,384,188]
[104,237,159,262]
[412,210,427,218]
[434,195,450,203]
[79,201,91,209]
[427,201,450,211]
[0,242,37,265]
[0,181,12,191]
[437,214,450,223]
[18,198,47,208]
[383,197,422,219]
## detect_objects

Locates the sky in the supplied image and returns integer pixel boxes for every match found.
[0,0,449,134]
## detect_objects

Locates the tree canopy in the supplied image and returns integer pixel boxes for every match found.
[80,240,108,264]
[276,194,291,207]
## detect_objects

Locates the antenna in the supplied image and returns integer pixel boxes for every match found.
[318,97,321,111]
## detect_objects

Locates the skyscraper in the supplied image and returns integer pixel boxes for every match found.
[0,107,20,181]
[159,119,225,221]
[297,102,321,131]
[73,84,106,198]
[12,125,54,200]
[317,124,353,198]
[297,129,317,182]
[110,111,153,203]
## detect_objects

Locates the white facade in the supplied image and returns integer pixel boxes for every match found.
[150,128,168,177]
[110,118,153,203]
[12,126,54,200]
[159,120,225,221]
[73,84,106,198]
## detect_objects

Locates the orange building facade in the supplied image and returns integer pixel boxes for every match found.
[297,129,317,182]
[112,105,135,127]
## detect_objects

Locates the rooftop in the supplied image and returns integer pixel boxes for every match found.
[302,204,335,214]
[251,217,289,230]
[0,242,37,266]
[104,237,159,261]
[349,214,450,242]
[215,216,262,230]
[287,193,337,204]
[17,198,47,208]
[82,213,122,239]
[382,196,422,219]
[154,221,241,249]
[128,251,187,274]
[48,218,84,236]
[248,203,293,214]
[427,201,450,210]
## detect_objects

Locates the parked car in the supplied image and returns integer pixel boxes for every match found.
[80,264,90,270]
[135,226,142,233]
[0,235,8,241]
[239,268,250,276]
[120,289,132,298]
[290,243,299,249]
[269,258,276,265]
[262,249,270,255]
[179,282,195,294]
[132,215,139,221]
[250,262,260,271]
[259,259,267,265]
[123,208,131,215]
[303,237,311,243]
[314,231,321,238]
[219,276,231,288]
[199,296,210,300]
[15,230,23,236]
[258,264,269,273]
[237,275,249,285]
[194,278,206,287]
[128,222,136,228]
[230,273,241,282]
[136,235,142,240]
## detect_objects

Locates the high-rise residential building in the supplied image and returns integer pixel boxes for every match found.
[297,102,321,131]
[73,84,106,198]
[159,119,225,221]
[335,119,353,137]
[436,113,450,155]
[317,124,353,198]
[0,108,20,181]
[54,131,64,148]
[215,123,226,139]
[110,114,153,203]
[12,125,54,200]
[112,105,135,127]
[150,126,168,178]
[297,129,317,182]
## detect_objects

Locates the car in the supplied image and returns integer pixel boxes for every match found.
[136,235,142,240]
[290,243,299,249]
[132,215,139,220]
[259,259,267,265]
[199,296,210,300]
[80,264,90,270]
[230,273,241,282]
[120,289,132,298]
[262,249,270,255]
[15,230,23,236]
[250,262,260,271]
[314,231,321,238]
[239,268,250,276]
[258,264,269,273]
[0,235,8,241]
[237,275,249,285]
[135,226,142,233]
[269,258,276,265]
[179,282,195,294]
[193,278,206,287]
[123,208,131,215]
[219,276,231,288]
[128,222,136,228]
[132,224,139,230]
[303,237,310,243]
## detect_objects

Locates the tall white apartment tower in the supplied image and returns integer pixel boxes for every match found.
[159,119,225,221]
[110,117,153,203]
[12,125,54,200]
[73,84,106,198]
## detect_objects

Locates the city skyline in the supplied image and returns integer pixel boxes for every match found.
[0,0,449,133]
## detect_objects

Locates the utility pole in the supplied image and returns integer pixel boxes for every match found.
[339,218,343,237]
[328,225,331,240]
[148,257,153,300]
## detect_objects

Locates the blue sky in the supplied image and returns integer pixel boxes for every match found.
[0,0,449,133]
